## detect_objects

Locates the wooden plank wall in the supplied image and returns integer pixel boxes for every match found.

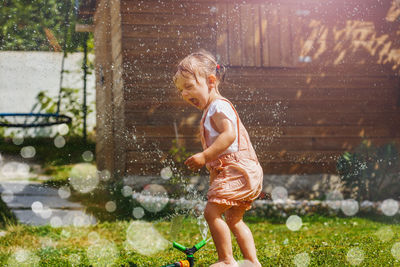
[112,0,400,176]
[120,0,217,175]
[94,0,114,173]
[94,0,125,175]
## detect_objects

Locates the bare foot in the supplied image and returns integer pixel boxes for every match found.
[209,260,239,267]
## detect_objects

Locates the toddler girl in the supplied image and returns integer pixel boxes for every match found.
[173,50,263,267]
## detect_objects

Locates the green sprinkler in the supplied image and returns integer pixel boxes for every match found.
[161,239,207,267]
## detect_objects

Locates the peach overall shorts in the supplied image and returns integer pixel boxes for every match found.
[200,98,263,210]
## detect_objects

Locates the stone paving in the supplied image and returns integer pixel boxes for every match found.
[0,156,96,226]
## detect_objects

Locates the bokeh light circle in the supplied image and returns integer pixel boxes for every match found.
[58,186,71,199]
[391,242,400,260]
[286,215,302,231]
[69,163,99,193]
[57,123,69,136]
[341,199,359,216]
[38,206,52,219]
[88,231,100,244]
[31,201,43,213]
[271,186,288,203]
[54,136,66,148]
[68,253,81,266]
[99,169,111,181]
[1,162,30,179]
[62,211,95,227]
[20,146,36,158]
[105,201,117,212]
[133,207,145,219]
[138,184,169,213]
[346,247,364,265]
[375,226,394,242]
[326,190,343,210]
[1,190,14,203]
[160,166,173,180]
[264,243,280,257]
[126,220,169,256]
[82,151,94,162]
[122,186,133,197]
[381,199,399,216]
[293,252,310,267]
[12,136,24,145]
[50,216,63,228]
[7,248,40,266]
[86,239,119,267]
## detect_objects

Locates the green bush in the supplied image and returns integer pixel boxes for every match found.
[337,140,400,201]
[32,87,95,137]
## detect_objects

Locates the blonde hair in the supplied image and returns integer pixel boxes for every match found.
[173,50,226,90]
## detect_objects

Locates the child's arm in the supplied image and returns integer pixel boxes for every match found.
[185,112,236,171]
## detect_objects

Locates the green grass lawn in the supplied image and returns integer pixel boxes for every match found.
[0,215,399,266]
[1,137,400,266]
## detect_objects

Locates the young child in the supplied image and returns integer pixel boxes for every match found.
[173,50,263,267]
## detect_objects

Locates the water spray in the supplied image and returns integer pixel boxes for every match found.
[161,239,207,267]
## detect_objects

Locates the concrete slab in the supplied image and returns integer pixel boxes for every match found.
[0,183,59,196]
[6,195,82,209]
[12,209,96,226]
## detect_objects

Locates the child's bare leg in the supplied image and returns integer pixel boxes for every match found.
[204,202,237,266]
[225,206,261,267]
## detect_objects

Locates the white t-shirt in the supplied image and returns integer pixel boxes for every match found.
[203,99,239,154]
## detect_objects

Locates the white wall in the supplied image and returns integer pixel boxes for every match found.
[0,51,96,137]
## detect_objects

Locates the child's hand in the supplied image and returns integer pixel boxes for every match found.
[184,153,206,172]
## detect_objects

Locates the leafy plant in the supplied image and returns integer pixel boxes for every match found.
[337,140,400,201]
[30,87,95,137]
[0,0,93,52]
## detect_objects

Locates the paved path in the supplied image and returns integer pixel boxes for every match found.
[0,156,96,226]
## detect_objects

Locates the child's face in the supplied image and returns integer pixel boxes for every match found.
[175,73,213,111]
